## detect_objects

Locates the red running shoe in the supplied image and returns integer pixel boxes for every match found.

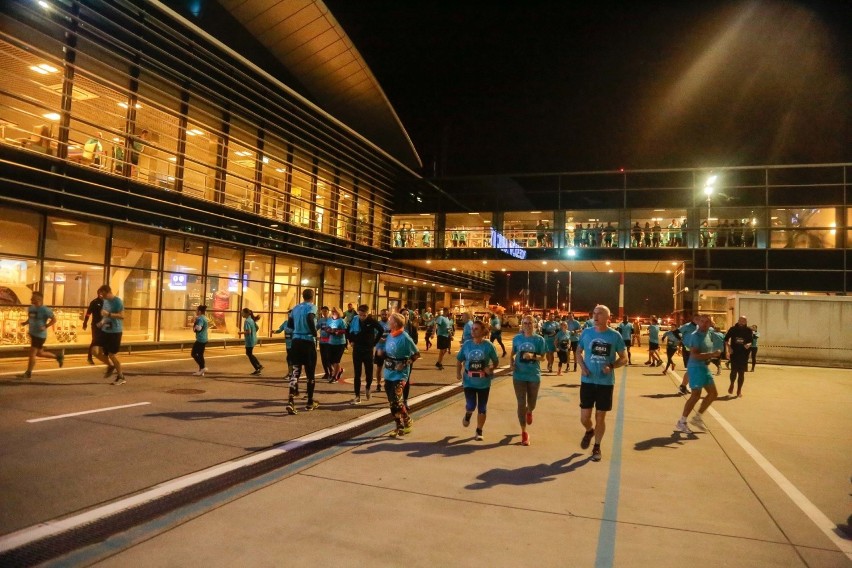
[521,431,530,446]
[525,411,533,425]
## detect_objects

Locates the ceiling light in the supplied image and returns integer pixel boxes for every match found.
[482,261,487,265]
[671,262,678,266]
[608,269,614,273]
[451,268,457,271]
[553,269,558,272]
[43,112,60,121]
[542,261,548,265]
[51,221,77,226]
[426,260,432,264]
[30,63,59,74]
[500,268,506,272]
[605,261,611,265]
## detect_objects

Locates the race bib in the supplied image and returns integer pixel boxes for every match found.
[469,360,484,371]
[591,341,611,357]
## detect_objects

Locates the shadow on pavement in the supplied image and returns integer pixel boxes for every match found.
[633,432,699,451]
[466,452,588,490]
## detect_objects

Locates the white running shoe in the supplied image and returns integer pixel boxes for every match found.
[689,414,707,431]
[674,420,693,434]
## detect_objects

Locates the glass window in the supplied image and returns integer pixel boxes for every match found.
[273,256,299,313]
[290,150,313,228]
[315,164,333,233]
[502,211,554,248]
[43,259,103,307]
[207,245,242,277]
[770,207,837,249]
[44,217,107,264]
[337,173,356,241]
[183,101,222,202]
[244,253,272,282]
[0,206,41,256]
[355,181,373,246]
[0,37,64,157]
[0,258,40,309]
[131,70,182,189]
[629,209,687,248]
[206,275,239,337]
[391,214,437,248]
[343,268,360,293]
[565,209,621,248]
[110,267,157,342]
[259,135,289,221]
[696,207,761,248]
[111,227,161,270]
[164,236,204,273]
[160,272,206,341]
[224,120,258,213]
[300,261,322,292]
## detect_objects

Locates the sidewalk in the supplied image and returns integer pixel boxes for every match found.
[8,352,847,567]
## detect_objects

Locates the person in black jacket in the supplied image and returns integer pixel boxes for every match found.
[346,304,384,404]
[82,289,105,365]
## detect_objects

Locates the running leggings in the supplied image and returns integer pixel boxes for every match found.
[352,347,374,394]
[191,341,206,369]
[385,379,411,428]
[464,386,490,414]
[512,380,541,427]
[245,345,261,371]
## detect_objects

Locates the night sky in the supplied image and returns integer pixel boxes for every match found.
[326,0,850,176]
[323,1,850,316]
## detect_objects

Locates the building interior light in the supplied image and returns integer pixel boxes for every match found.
[42,112,60,121]
[51,221,77,226]
[117,102,142,109]
[30,63,59,74]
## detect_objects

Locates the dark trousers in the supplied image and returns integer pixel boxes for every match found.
[352,346,374,394]
[319,343,331,377]
[291,339,317,402]
[245,345,261,370]
[729,360,748,393]
[750,347,758,370]
[191,341,206,369]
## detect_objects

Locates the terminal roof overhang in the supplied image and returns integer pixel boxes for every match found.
[217,0,422,171]
[401,259,684,274]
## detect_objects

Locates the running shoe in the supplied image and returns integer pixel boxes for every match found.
[250,369,262,376]
[304,401,319,411]
[391,427,405,438]
[104,365,115,378]
[727,383,734,395]
[678,385,690,395]
[435,362,443,371]
[521,431,530,446]
[15,371,31,380]
[526,411,533,425]
[689,414,706,431]
[475,430,483,441]
[112,375,126,386]
[581,429,595,449]
[674,419,692,434]
[336,367,344,381]
[285,404,298,415]
[351,397,361,405]
[462,413,471,427]
[365,390,371,401]
[591,446,602,462]
[57,353,64,368]
[193,369,206,376]
[87,357,95,365]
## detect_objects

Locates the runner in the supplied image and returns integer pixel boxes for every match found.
[273,318,300,414]
[661,323,679,374]
[456,320,499,441]
[489,311,507,357]
[555,321,571,375]
[676,315,699,395]
[326,306,347,383]
[724,316,753,398]
[509,314,546,446]
[16,291,64,379]
[317,306,332,381]
[346,304,383,403]
[287,289,320,411]
[94,285,126,385]
[675,314,722,434]
[576,304,627,462]
[749,324,759,372]
[383,313,419,437]
[616,316,634,365]
[541,312,559,373]
[566,312,582,371]
[422,308,435,351]
[644,317,662,366]
[239,308,263,375]
[82,289,104,365]
[434,307,452,370]
[191,305,209,376]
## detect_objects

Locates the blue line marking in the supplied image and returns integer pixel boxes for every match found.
[594,366,627,568]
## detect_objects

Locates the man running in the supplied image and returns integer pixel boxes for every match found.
[675,314,722,434]
[17,291,64,379]
[616,316,634,365]
[724,316,753,398]
[287,289,319,411]
[576,305,627,462]
[82,289,104,365]
[373,309,391,390]
[434,307,452,370]
[94,285,126,385]
[191,305,209,376]
[489,311,507,357]
[541,312,559,373]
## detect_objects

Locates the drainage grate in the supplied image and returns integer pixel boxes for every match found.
[165,388,205,395]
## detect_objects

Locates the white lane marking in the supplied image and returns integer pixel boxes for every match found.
[670,371,852,560]
[0,382,462,553]
[26,402,151,423]
[0,349,288,377]
[708,408,852,561]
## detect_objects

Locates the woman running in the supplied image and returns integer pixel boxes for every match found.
[326,306,347,382]
[240,308,263,375]
[509,315,546,446]
[456,320,499,441]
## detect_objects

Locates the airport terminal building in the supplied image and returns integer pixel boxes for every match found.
[1,0,849,351]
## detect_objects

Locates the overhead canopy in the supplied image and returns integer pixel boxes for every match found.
[217,0,422,171]
[402,259,684,274]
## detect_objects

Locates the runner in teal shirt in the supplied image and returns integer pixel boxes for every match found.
[456,320,499,441]
[191,305,209,376]
[17,291,63,379]
[510,315,546,447]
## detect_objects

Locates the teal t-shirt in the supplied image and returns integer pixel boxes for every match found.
[512,333,546,382]
[290,301,317,341]
[567,320,581,341]
[617,322,633,341]
[435,315,452,337]
[456,339,499,389]
[648,324,660,343]
[102,297,124,334]
[243,317,258,348]
[663,330,679,349]
[383,331,419,382]
[462,320,474,343]
[578,327,625,386]
[555,330,571,351]
[751,331,759,347]
[327,317,347,345]
[27,305,54,339]
[683,329,715,371]
[194,315,209,343]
